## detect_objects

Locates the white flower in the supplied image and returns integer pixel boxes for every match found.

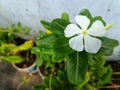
[64,15,106,53]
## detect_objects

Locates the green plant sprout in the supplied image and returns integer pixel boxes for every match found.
[17,76,28,90]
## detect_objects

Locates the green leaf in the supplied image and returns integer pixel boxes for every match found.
[31,47,40,54]
[39,30,47,37]
[98,37,119,56]
[9,24,15,32]
[11,40,33,54]
[32,84,47,90]
[44,76,60,88]
[53,37,73,62]
[52,52,66,62]
[90,16,106,27]
[17,22,22,30]
[40,20,51,30]
[3,56,24,63]
[53,37,73,54]
[42,49,53,55]
[66,51,89,85]
[49,19,69,36]
[36,34,57,49]
[58,70,67,81]
[89,54,112,88]
[21,26,31,34]
[61,12,69,22]
[102,65,112,85]
[35,56,43,67]
[79,9,92,19]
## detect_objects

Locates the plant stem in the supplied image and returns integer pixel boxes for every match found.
[17,83,23,90]
[101,85,120,89]
[49,64,55,90]
[49,74,52,90]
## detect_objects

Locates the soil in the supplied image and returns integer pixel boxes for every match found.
[13,38,26,45]
[13,37,36,69]
[0,61,42,90]
[15,50,36,68]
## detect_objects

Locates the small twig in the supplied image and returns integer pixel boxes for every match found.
[101,85,120,89]
[112,72,120,75]
[17,83,23,90]
[101,82,120,89]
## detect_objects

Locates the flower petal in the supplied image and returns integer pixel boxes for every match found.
[84,35,102,53]
[69,35,84,52]
[75,15,90,30]
[88,20,106,37]
[64,24,81,37]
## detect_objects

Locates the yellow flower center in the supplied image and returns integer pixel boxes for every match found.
[82,30,87,35]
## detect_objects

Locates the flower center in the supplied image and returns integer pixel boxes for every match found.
[82,30,87,35]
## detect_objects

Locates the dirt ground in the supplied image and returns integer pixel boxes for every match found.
[0,62,42,90]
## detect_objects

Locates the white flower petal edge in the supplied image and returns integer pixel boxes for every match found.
[88,20,106,37]
[64,24,81,37]
[69,35,84,51]
[84,35,102,53]
[75,15,90,30]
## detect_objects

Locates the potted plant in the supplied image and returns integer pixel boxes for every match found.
[0,22,37,73]
[31,9,119,90]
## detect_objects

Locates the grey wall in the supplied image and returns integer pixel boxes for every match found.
[0,0,120,60]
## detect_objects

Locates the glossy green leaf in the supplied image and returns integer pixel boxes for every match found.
[3,56,24,63]
[53,37,73,62]
[36,34,57,49]
[61,12,69,22]
[53,37,73,54]
[79,9,92,19]
[90,16,106,27]
[49,19,69,36]
[66,51,89,85]
[40,20,51,30]
[39,30,47,37]
[52,52,66,62]
[42,49,53,55]
[98,37,119,56]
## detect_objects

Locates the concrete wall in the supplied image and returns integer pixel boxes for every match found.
[0,0,120,60]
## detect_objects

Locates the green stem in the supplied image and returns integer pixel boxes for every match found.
[49,64,55,90]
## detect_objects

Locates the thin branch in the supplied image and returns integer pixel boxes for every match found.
[101,85,120,89]
[112,72,120,75]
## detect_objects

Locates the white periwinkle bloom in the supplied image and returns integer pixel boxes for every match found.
[64,15,106,53]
